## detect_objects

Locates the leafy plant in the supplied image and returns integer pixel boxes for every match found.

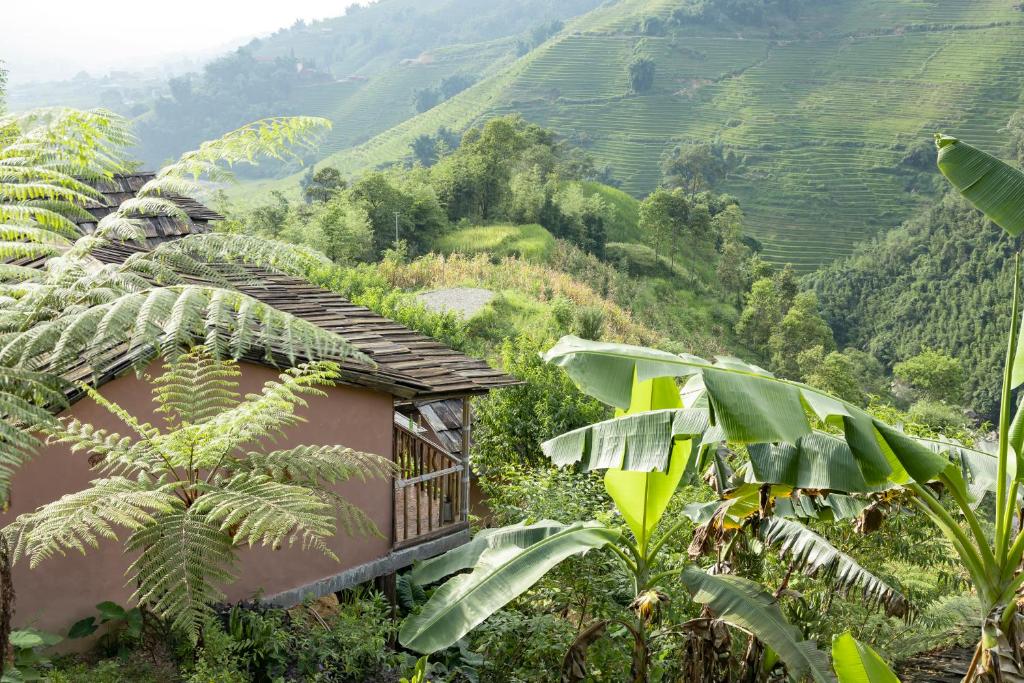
[2,628,62,682]
[537,127,1024,678]
[2,348,390,640]
[67,601,143,654]
[401,373,837,682]
[401,656,429,683]
[831,631,899,683]
[0,110,345,506]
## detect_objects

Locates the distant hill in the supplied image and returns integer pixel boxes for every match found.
[290,0,1024,271]
[123,0,603,169]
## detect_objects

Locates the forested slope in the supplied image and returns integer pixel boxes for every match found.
[809,192,1014,419]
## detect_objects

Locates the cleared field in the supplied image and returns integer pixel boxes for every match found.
[435,224,556,262]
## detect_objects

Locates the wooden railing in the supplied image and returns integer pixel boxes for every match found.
[393,421,467,547]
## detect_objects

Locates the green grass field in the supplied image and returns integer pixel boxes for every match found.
[266,0,1024,271]
[435,224,556,262]
[581,181,643,243]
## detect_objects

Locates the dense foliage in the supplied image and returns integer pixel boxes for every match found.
[239,116,613,259]
[809,191,1013,419]
[3,349,389,639]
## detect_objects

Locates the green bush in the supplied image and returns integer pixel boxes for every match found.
[907,399,967,433]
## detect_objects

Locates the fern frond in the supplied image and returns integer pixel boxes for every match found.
[0,263,43,283]
[0,204,81,235]
[118,247,241,289]
[7,476,180,566]
[236,445,394,485]
[190,362,341,460]
[194,472,336,556]
[317,490,383,539]
[158,117,330,181]
[1,286,356,376]
[150,232,332,279]
[92,214,147,242]
[114,197,190,221]
[137,175,202,199]
[0,240,64,261]
[151,347,240,426]
[0,224,73,246]
[44,417,165,477]
[126,507,234,640]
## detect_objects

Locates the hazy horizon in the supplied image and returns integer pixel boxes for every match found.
[3,0,369,84]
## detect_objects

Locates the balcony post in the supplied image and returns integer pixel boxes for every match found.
[460,397,471,523]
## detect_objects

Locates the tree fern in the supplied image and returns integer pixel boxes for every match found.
[2,348,390,640]
[0,106,344,514]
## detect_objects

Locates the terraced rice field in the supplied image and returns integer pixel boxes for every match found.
[317,0,1024,271]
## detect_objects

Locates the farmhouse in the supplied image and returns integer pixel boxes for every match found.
[5,175,519,635]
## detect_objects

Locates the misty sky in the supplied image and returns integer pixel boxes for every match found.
[3,1,367,83]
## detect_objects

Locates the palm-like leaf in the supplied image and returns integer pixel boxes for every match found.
[5,349,386,642]
[681,566,836,683]
[237,444,394,484]
[194,472,336,556]
[759,517,908,617]
[5,476,179,566]
[157,117,330,181]
[126,507,235,638]
[399,521,620,654]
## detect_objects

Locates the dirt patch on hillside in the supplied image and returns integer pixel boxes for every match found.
[416,287,495,318]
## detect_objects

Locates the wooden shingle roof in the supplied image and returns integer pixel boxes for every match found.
[75,173,224,247]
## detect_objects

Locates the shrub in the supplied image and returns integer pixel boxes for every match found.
[907,399,967,433]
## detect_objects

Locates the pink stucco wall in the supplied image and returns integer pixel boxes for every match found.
[2,361,394,636]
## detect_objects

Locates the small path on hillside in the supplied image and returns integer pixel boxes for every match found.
[416,287,495,318]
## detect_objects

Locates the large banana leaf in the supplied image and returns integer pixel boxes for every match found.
[542,337,948,490]
[606,438,691,548]
[681,566,836,683]
[399,521,620,654]
[935,134,1024,237]
[541,408,709,472]
[831,631,900,683]
[603,376,691,548]
[410,520,568,586]
[759,517,908,617]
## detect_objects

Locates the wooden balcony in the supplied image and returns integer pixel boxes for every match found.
[392,418,469,549]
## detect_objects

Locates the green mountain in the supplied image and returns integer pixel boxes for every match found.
[267,0,1024,271]
[126,0,602,169]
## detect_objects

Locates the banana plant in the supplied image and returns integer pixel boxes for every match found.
[400,376,835,683]
[537,129,1024,683]
[933,133,1024,681]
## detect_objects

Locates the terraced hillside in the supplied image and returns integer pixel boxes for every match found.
[311,0,1024,270]
[287,39,517,157]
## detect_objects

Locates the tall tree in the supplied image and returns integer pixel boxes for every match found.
[662,144,727,199]
[638,188,689,263]
[768,291,835,378]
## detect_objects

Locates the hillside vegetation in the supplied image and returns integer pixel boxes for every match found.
[124,0,602,169]
[810,190,1014,419]
[297,0,1024,270]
